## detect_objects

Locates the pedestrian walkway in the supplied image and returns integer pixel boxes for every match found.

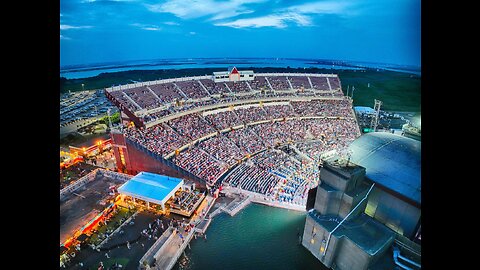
[153,229,194,270]
[144,195,216,270]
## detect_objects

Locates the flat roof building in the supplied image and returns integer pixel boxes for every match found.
[118,171,184,210]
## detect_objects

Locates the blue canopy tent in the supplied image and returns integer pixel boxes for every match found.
[118,172,184,210]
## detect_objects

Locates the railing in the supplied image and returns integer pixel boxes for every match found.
[144,95,344,127]
[138,227,174,268]
[60,169,99,200]
[164,229,195,270]
[105,73,338,93]
[60,169,132,201]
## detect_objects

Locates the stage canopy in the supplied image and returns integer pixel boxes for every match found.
[118,172,184,207]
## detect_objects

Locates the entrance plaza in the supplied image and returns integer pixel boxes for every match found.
[61,170,212,269]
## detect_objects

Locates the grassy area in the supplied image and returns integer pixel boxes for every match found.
[61,67,421,113]
[339,69,421,112]
[98,111,120,125]
[88,207,134,245]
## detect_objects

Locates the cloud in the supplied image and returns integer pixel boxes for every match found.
[215,12,312,28]
[143,27,161,31]
[60,24,93,30]
[164,21,180,26]
[81,0,137,3]
[189,31,196,35]
[285,1,349,15]
[60,34,71,40]
[146,0,265,20]
[131,23,162,31]
[215,1,352,29]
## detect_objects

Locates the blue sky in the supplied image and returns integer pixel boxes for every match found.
[60,0,421,67]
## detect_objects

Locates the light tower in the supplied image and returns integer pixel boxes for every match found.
[370,99,382,132]
[107,108,113,130]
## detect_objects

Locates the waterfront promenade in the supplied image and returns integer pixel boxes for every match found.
[144,185,306,270]
[147,195,216,270]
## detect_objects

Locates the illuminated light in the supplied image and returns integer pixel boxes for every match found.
[320,246,325,252]
[311,239,315,244]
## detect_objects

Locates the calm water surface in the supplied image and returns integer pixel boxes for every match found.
[173,203,328,270]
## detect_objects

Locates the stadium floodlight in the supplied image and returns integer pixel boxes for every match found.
[107,108,113,129]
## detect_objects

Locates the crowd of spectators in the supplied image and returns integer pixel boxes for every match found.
[296,141,327,161]
[225,128,265,154]
[288,76,311,89]
[267,76,290,90]
[108,75,343,118]
[197,135,246,166]
[291,99,353,117]
[110,90,140,112]
[167,114,217,140]
[123,87,162,110]
[125,124,186,157]
[223,160,279,195]
[204,110,242,130]
[235,106,268,123]
[170,190,204,213]
[247,76,270,91]
[310,76,330,90]
[175,80,210,100]
[172,147,228,185]
[123,97,358,187]
[223,148,320,205]
[224,81,251,93]
[149,83,184,104]
[262,104,296,119]
[251,120,307,147]
[143,109,172,123]
[328,76,341,89]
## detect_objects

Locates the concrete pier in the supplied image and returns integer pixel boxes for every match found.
[141,195,216,270]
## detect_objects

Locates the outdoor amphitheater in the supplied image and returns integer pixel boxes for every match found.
[105,67,361,209]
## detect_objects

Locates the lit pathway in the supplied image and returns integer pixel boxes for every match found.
[150,195,216,270]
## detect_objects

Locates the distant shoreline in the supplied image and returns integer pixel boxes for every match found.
[60,58,420,80]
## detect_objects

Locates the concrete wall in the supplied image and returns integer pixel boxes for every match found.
[111,132,128,172]
[344,168,366,193]
[333,237,370,270]
[338,185,369,220]
[124,140,189,180]
[314,184,342,216]
[319,168,349,192]
[302,215,343,269]
[319,164,366,194]
[302,216,324,258]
